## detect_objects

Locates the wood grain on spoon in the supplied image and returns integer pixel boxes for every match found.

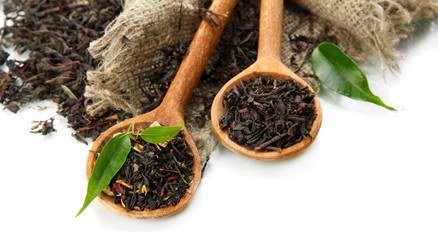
[85,0,238,219]
[211,0,322,160]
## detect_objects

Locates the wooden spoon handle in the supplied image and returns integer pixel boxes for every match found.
[257,0,283,62]
[161,0,238,116]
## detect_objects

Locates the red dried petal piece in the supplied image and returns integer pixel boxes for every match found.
[296,104,305,115]
[112,182,125,195]
[167,174,178,181]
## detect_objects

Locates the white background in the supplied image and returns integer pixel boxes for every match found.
[1,4,437,240]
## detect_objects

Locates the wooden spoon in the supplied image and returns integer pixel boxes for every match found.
[211,0,322,160]
[85,0,238,219]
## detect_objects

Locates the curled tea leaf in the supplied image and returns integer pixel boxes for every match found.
[311,41,395,110]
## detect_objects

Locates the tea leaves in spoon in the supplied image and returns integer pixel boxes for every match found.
[76,120,184,216]
[311,41,395,110]
[76,133,131,217]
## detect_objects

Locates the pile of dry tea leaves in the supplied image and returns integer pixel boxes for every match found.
[0,0,124,142]
[2,0,437,166]
[0,0,335,166]
[219,74,316,151]
[106,132,194,211]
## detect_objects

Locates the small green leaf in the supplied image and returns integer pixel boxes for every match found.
[140,117,184,144]
[311,41,395,110]
[76,133,131,217]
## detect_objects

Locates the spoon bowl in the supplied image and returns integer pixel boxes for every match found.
[211,0,322,160]
[86,107,201,219]
[85,0,238,219]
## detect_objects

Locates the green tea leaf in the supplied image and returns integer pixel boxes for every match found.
[140,117,184,144]
[311,41,395,110]
[76,133,131,217]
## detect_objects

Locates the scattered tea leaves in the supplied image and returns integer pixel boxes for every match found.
[311,42,395,110]
[0,0,124,141]
[30,117,56,135]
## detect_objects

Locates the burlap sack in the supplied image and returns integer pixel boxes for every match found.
[85,0,438,167]
[85,0,201,115]
[292,0,438,71]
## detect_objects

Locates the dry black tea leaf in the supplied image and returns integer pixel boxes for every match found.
[5,102,19,113]
[30,117,56,135]
[0,48,9,65]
